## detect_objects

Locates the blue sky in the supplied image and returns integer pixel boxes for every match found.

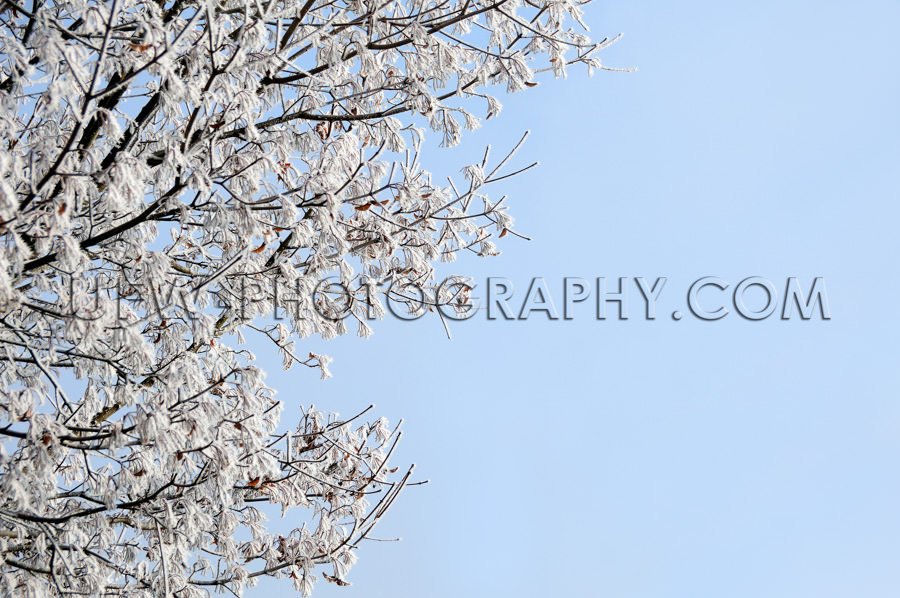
[255,1,900,597]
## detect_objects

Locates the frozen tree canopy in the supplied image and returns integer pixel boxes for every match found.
[0,0,617,594]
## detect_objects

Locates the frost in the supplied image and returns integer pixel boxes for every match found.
[0,0,616,594]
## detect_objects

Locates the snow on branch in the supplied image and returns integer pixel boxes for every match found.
[0,0,618,594]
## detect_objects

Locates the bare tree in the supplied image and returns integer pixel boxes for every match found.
[0,0,619,594]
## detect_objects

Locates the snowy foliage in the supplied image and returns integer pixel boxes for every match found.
[0,0,616,594]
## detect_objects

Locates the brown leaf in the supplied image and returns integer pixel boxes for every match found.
[248,477,260,487]
[251,242,266,253]
[499,228,509,238]
[57,202,67,215]
[525,82,538,87]
[354,203,372,211]
[323,573,350,586]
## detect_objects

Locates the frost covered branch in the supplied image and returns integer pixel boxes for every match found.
[0,0,619,594]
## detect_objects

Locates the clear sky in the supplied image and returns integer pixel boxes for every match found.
[255,1,900,597]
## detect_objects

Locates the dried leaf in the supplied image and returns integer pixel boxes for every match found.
[323,573,351,586]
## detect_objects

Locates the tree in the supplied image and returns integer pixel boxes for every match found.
[0,0,619,594]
